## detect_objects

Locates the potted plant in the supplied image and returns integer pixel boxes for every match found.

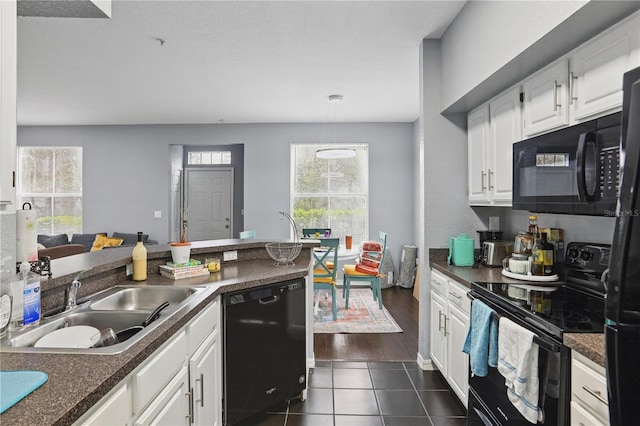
[170,210,191,265]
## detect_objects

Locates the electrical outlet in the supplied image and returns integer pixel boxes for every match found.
[126,263,133,276]
[154,210,162,219]
[223,250,238,261]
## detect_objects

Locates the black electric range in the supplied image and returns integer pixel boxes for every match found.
[471,242,610,341]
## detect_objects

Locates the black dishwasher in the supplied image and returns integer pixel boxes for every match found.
[223,278,306,425]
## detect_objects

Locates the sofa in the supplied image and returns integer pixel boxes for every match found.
[37,232,159,259]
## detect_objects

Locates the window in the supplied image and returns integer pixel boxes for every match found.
[187,151,231,165]
[17,147,83,235]
[291,144,368,245]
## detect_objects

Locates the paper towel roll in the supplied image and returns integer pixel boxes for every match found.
[16,206,38,262]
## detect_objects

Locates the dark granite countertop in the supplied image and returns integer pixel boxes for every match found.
[564,333,606,367]
[428,248,541,288]
[428,248,606,367]
[1,242,314,426]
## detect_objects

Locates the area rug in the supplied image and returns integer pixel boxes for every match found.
[313,288,403,334]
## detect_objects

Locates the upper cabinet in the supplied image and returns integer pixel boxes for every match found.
[0,0,17,214]
[468,87,521,206]
[570,12,640,122]
[522,12,640,138]
[468,11,640,206]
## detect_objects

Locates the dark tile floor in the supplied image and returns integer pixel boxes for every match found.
[236,361,467,426]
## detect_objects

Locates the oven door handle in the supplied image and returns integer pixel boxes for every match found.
[467,290,562,353]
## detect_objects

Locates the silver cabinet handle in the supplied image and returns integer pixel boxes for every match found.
[449,291,462,299]
[582,385,608,406]
[195,374,204,407]
[186,389,194,423]
[488,170,494,191]
[553,80,562,111]
[444,315,449,336]
[481,171,487,191]
[438,310,443,331]
[569,72,578,105]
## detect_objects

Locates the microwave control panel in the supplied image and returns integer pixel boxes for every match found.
[600,145,620,199]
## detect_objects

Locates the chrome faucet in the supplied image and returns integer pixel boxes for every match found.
[64,270,86,311]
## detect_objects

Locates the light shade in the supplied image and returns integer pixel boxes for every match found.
[316,148,356,159]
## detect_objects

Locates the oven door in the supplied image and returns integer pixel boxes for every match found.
[467,292,570,425]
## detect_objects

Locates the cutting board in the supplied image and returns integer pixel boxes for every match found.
[0,370,48,414]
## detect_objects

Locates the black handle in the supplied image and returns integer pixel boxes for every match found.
[576,132,598,202]
[259,295,281,305]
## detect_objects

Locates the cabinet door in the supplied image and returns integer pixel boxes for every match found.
[447,303,470,408]
[134,366,190,426]
[523,60,569,137]
[190,329,222,426]
[430,291,447,374]
[0,1,17,213]
[489,88,522,205]
[570,13,640,121]
[468,105,490,205]
[75,383,130,426]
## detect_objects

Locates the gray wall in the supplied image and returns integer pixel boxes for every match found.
[17,122,415,260]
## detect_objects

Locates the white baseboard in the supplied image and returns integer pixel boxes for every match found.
[308,356,316,370]
[416,352,435,370]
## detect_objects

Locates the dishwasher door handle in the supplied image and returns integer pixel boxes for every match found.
[259,295,281,305]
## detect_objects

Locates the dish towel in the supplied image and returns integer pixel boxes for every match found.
[0,370,48,414]
[497,317,542,424]
[462,299,498,377]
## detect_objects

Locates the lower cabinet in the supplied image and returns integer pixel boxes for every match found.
[74,298,222,426]
[570,351,609,426]
[429,269,470,407]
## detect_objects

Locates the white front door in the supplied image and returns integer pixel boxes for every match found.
[185,169,233,240]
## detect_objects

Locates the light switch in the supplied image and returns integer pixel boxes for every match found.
[154,211,162,218]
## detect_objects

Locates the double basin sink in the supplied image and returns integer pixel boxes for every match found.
[0,285,207,354]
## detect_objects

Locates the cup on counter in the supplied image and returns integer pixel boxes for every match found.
[345,234,353,250]
[206,257,221,273]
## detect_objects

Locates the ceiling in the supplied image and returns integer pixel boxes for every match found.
[16,0,466,126]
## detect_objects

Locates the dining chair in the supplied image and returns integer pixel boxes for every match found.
[239,230,257,239]
[302,228,332,238]
[343,231,387,310]
[313,237,340,320]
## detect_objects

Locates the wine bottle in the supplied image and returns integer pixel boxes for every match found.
[132,232,147,281]
[531,232,544,276]
[541,232,555,275]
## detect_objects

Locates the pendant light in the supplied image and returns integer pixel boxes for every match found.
[316,95,356,159]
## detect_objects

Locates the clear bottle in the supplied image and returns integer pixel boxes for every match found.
[10,261,40,330]
[132,232,147,281]
[541,232,555,275]
[528,215,538,234]
[531,232,544,276]
[0,257,13,338]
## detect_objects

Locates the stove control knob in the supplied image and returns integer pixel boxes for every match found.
[580,250,593,262]
[568,248,579,260]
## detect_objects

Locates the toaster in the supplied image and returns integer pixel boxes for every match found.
[482,241,514,267]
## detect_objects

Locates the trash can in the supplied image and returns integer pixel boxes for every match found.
[397,245,418,289]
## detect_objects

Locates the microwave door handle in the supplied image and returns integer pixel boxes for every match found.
[576,132,597,202]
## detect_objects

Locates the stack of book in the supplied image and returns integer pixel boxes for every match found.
[159,260,209,280]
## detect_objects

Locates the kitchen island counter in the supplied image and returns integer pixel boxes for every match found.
[0,241,315,426]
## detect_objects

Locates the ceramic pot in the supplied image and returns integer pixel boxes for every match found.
[170,242,191,265]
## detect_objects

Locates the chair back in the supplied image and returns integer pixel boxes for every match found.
[303,228,331,238]
[313,238,340,282]
[239,230,256,239]
[373,231,388,275]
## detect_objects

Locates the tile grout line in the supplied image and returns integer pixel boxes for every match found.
[403,361,436,426]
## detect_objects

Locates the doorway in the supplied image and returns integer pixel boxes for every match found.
[184,168,233,240]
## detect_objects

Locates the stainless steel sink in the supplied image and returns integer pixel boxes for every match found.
[89,286,200,311]
[0,285,207,354]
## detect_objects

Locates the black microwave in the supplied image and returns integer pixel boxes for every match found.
[512,112,621,216]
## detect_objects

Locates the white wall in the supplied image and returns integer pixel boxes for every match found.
[17,122,415,260]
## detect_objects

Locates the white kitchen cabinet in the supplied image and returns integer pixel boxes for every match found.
[0,0,17,213]
[75,296,223,426]
[468,87,521,206]
[429,269,470,407]
[522,59,570,137]
[570,12,640,122]
[523,12,640,137]
[571,351,609,426]
[134,366,191,426]
[467,105,491,204]
[189,325,221,425]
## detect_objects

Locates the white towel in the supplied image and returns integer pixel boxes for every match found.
[497,317,542,424]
